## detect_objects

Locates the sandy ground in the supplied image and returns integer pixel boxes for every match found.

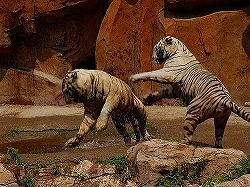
[0,105,250,164]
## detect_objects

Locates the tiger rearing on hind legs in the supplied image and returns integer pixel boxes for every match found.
[130,36,250,148]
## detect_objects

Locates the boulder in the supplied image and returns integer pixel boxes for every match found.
[0,69,65,105]
[126,139,246,186]
[96,0,250,104]
[0,155,18,187]
[215,174,250,187]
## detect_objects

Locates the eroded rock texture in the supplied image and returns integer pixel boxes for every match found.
[0,0,110,105]
[215,174,250,187]
[126,139,246,187]
[96,0,250,104]
[0,0,249,105]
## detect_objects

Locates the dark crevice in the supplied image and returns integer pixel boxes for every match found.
[242,24,250,59]
[125,0,139,5]
[0,68,7,82]
[0,63,33,72]
[73,55,96,70]
[164,2,250,19]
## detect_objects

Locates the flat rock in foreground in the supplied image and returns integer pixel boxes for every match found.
[126,139,246,186]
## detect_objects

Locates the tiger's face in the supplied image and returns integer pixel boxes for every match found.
[152,36,178,64]
[62,71,80,104]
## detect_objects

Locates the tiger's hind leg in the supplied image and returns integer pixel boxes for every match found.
[131,119,141,142]
[182,116,200,145]
[136,115,152,141]
[112,117,131,144]
[214,109,231,148]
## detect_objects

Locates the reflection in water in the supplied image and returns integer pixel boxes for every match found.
[77,139,116,149]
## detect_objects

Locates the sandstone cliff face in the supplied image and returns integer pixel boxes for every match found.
[96,0,250,104]
[0,0,110,105]
[0,0,249,105]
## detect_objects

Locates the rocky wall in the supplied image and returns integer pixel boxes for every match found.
[0,0,110,105]
[96,0,250,104]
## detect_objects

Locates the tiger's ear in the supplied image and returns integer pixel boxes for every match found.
[164,37,172,45]
[71,72,77,80]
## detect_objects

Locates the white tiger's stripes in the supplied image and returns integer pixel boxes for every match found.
[62,69,151,147]
[130,36,250,148]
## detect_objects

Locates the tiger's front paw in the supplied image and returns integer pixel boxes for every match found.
[129,74,140,83]
[180,139,190,145]
[65,136,82,148]
[95,121,107,131]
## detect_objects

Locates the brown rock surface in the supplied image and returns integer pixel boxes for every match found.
[165,0,248,11]
[0,155,18,187]
[0,69,64,105]
[35,160,137,187]
[126,139,246,186]
[0,0,110,105]
[215,174,250,187]
[96,0,250,104]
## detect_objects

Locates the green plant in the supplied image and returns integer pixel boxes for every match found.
[50,165,61,175]
[226,155,250,180]
[156,170,183,187]
[7,147,24,166]
[180,159,206,183]
[7,147,35,186]
[201,156,250,186]
[95,155,136,183]
[95,155,128,174]
[146,121,156,128]
[178,100,188,107]
[76,173,89,181]
[201,177,218,187]
[19,176,35,187]
[156,159,207,186]
[7,128,20,137]
[167,137,182,142]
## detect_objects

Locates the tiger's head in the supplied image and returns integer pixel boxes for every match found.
[62,71,81,104]
[152,36,191,64]
[152,36,177,64]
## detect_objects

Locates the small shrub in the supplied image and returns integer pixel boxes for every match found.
[146,121,156,128]
[7,147,24,166]
[201,178,216,187]
[157,159,207,186]
[180,159,206,183]
[7,128,20,137]
[19,176,35,187]
[95,155,136,183]
[7,147,35,186]
[156,170,183,187]
[178,100,188,107]
[227,155,250,180]
[201,155,250,186]
[50,165,61,175]
[168,137,182,142]
[76,173,89,181]
[95,155,128,174]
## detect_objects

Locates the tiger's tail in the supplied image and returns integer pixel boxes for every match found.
[225,100,250,122]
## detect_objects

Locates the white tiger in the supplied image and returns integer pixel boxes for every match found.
[62,69,151,147]
[130,36,250,148]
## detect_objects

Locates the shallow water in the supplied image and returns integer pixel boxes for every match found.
[1,106,250,163]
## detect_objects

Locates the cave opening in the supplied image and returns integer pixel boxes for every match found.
[73,55,96,70]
